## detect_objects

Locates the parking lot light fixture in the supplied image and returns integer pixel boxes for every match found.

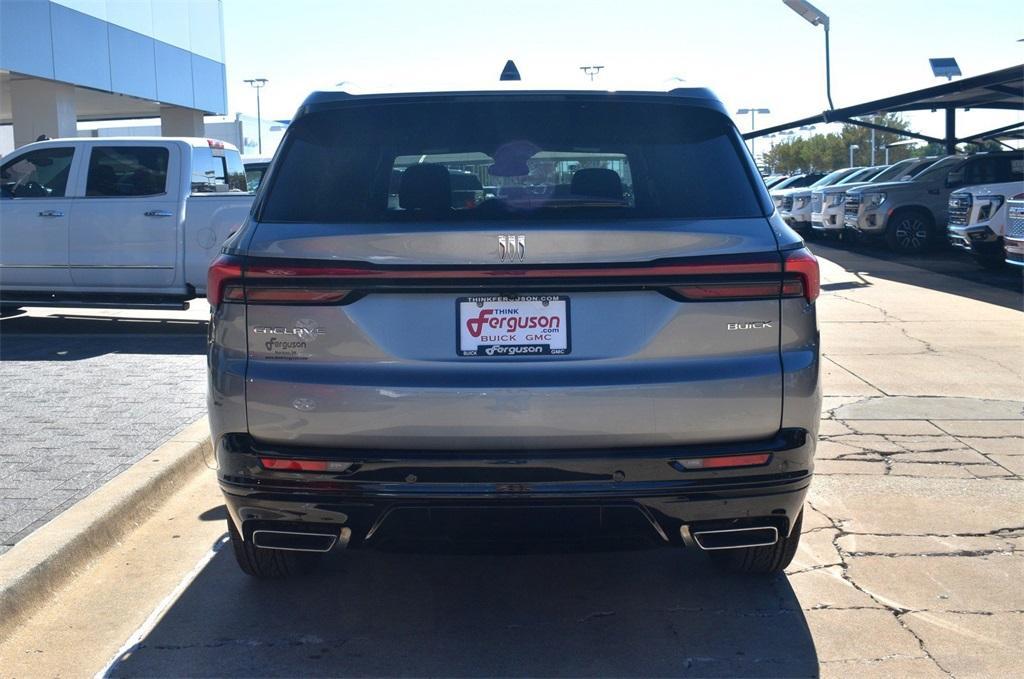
[737,107,770,158]
[848,143,860,167]
[782,0,833,109]
[243,78,269,154]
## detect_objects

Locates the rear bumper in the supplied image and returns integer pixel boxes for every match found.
[217,429,814,548]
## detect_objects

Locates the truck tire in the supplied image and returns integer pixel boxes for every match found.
[227,518,320,578]
[708,511,803,575]
[885,208,934,254]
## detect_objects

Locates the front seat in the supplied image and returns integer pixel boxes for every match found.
[570,168,623,202]
[399,164,451,213]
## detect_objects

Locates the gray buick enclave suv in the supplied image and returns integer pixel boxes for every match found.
[207,87,821,578]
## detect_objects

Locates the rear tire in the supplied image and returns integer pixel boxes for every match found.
[708,511,803,575]
[227,518,320,578]
[885,208,934,254]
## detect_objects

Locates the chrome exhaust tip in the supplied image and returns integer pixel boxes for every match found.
[686,525,779,551]
[251,529,340,553]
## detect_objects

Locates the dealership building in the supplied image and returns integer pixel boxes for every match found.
[0,0,227,153]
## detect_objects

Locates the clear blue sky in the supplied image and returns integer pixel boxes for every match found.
[222,0,1023,143]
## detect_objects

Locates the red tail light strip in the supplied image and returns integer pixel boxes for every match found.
[674,453,771,470]
[209,250,821,305]
[783,249,820,302]
[243,257,783,280]
[260,457,353,473]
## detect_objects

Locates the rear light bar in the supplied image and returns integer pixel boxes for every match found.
[674,453,771,470]
[783,248,819,302]
[207,254,242,306]
[260,457,353,473]
[208,250,821,306]
[670,279,805,301]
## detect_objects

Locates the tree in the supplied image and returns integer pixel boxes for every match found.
[760,113,918,173]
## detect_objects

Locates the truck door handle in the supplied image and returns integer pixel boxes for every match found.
[144,210,174,217]
[38,209,64,217]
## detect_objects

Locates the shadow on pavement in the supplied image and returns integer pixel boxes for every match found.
[811,240,1023,311]
[107,540,818,678]
[0,314,206,360]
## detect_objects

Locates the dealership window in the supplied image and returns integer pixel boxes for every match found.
[86,147,169,197]
[0,147,75,199]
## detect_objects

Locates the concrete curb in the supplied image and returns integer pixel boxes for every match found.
[0,417,212,643]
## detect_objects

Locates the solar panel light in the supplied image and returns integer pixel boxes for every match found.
[782,0,829,29]
[930,58,962,80]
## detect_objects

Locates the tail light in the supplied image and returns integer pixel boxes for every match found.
[207,254,242,307]
[208,251,819,305]
[207,255,354,307]
[783,248,820,302]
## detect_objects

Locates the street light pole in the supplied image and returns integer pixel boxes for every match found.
[783,0,834,109]
[849,144,859,168]
[736,107,770,162]
[243,78,268,155]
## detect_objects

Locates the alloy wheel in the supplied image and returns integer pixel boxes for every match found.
[895,217,928,252]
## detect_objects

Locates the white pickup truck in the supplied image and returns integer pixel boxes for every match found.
[0,137,254,311]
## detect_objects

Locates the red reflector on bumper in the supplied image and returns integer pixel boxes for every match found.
[259,458,353,473]
[675,453,771,470]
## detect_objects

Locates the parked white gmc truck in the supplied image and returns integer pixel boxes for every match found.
[947,172,1024,267]
[0,137,254,312]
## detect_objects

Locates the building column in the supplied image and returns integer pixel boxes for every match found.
[160,106,205,137]
[10,78,78,148]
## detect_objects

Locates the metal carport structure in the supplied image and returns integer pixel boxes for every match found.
[744,64,1023,154]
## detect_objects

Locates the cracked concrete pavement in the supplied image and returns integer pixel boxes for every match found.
[799,244,1023,678]
[0,244,1021,677]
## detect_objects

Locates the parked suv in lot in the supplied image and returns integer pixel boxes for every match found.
[770,172,826,211]
[947,161,1024,266]
[778,167,863,236]
[811,157,940,238]
[1004,194,1024,267]
[207,87,821,578]
[845,151,1024,254]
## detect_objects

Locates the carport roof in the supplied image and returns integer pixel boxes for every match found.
[745,63,1023,141]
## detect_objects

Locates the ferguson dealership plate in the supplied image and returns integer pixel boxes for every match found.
[457,295,570,357]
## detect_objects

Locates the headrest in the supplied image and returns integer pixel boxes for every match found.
[399,164,451,211]
[570,168,623,202]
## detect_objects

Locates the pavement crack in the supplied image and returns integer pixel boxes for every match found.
[805,501,955,677]
[830,292,904,322]
[892,325,938,354]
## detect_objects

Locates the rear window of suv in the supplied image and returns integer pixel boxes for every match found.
[260,99,767,223]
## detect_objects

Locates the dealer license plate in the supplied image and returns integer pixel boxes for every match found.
[457,295,570,357]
